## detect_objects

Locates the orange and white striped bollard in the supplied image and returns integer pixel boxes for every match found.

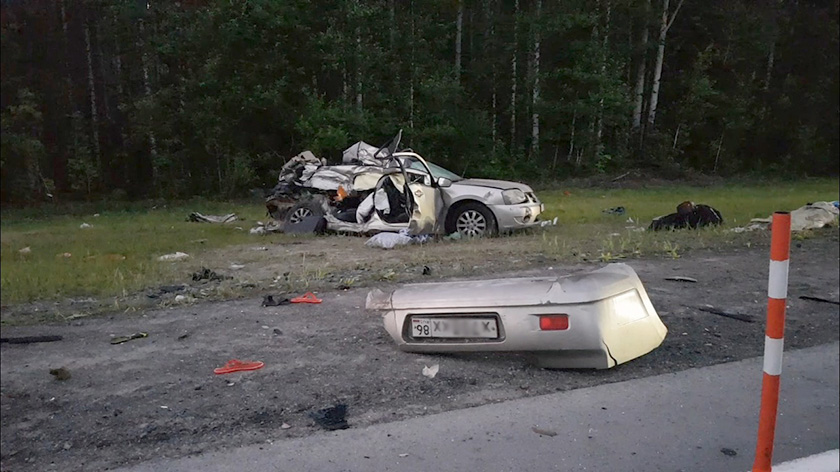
[752,211,792,472]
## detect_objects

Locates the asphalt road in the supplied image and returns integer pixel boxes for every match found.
[115,342,839,472]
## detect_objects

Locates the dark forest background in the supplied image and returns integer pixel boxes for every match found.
[1,0,838,203]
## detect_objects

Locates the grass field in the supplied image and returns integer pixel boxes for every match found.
[1,178,837,306]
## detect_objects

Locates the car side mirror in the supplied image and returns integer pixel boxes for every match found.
[436,177,452,188]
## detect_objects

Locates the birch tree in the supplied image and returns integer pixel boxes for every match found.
[646,0,684,127]
[530,0,541,159]
[632,0,650,132]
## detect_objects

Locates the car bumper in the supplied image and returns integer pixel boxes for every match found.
[489,202,544,231]
[366,264,667,369]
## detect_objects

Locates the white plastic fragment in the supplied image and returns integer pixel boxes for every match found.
[157,252,190,262]
[80,223,92,229]
[422,364,440,379]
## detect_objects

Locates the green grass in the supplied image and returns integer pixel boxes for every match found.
[0,199,292,304]
[1,179,837,306]
[538,177,839,225]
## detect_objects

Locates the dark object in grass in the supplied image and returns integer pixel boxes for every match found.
[799,295,840,306]
[50,367,71,381]
[602,206,626,215]
[192,267,230,282]
[1,335,63,344]
[422,265,432,276]
[262,295,291,307]
[696,306,754,323]
[649,201,723,231]
[110,332,149,344]
[665,276,698,283]
[309,404,349,430]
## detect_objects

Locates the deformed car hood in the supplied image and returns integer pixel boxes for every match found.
[367,264,646,310]
[454,178,532,192]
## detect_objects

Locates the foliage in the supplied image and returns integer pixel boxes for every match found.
[0,0,837,203]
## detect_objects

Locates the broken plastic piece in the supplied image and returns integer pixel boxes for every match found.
[213,359,265,375]
[291,292,322,304]
[262,295,291,306]
[665,276,698,283]
[110,332,148,345]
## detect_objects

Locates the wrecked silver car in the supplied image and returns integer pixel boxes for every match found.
[265,131,544,237]
[365,263,668,369]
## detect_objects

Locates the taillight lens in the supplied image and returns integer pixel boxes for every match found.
[539,314,569,331]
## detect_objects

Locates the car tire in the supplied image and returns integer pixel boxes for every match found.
[446,202,498,238]
[284,199,327,227]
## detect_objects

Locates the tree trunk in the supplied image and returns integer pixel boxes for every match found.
[646,0,684,128]
[764,42,775,91]
[455,0,463,83]
[486,0,498,153]
[510,0,519,151]
[409,0,415,129]
[355,27,363,111]
[567,107,577,163]
[632,0,650,131]
[138,17,159,188]
[530,0,541,160]
[84,22,101,170]
[595,0,611,158]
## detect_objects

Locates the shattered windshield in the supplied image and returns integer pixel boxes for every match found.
[403,158,463,182]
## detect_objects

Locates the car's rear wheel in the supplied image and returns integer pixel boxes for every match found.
[284,199,326,226]
[446,202,498,238]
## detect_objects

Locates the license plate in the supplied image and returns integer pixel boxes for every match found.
[411,317,498,338]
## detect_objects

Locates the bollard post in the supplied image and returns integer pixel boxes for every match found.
[752,212,792,472]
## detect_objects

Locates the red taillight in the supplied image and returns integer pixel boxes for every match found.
[539,314,569,331]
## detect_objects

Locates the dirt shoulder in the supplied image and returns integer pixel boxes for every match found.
[1,234,838,472]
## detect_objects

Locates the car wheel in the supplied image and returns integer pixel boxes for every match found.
[447,202,498,238]
[284,199,326,226]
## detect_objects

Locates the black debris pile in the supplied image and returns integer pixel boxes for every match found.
[191,267,231,282]
[309,404,349,431]
[649,201,723,231]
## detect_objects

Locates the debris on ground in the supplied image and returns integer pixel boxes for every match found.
[799,295,840,306]
[532,427,558,437]
[174,294,194,304]
[720,447,738,457]
[649,201,723,231]
[602,206,626,215]
[110,332,149,345]
[213,359,265,375]
[365,232,414,249]
[191,267,230,282]
[422,364,440,379]
[18,246,32,255]
[187,212,237,224]
[695,306,754,323]
[80,223,92,229]
[49,367,71,381]
[157,252,190,262]
[57,252,72,258]
[665,276,698,283]
[444,232,462,240]
[749,201,839,231]
[229,264,245,270]
[249,221,284,235]
[309,404,349,431]
[1,335,63,344]
[290,292,322,304]
[422,265,432,276]
[280,423,291,430]
[262,295,290,307]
